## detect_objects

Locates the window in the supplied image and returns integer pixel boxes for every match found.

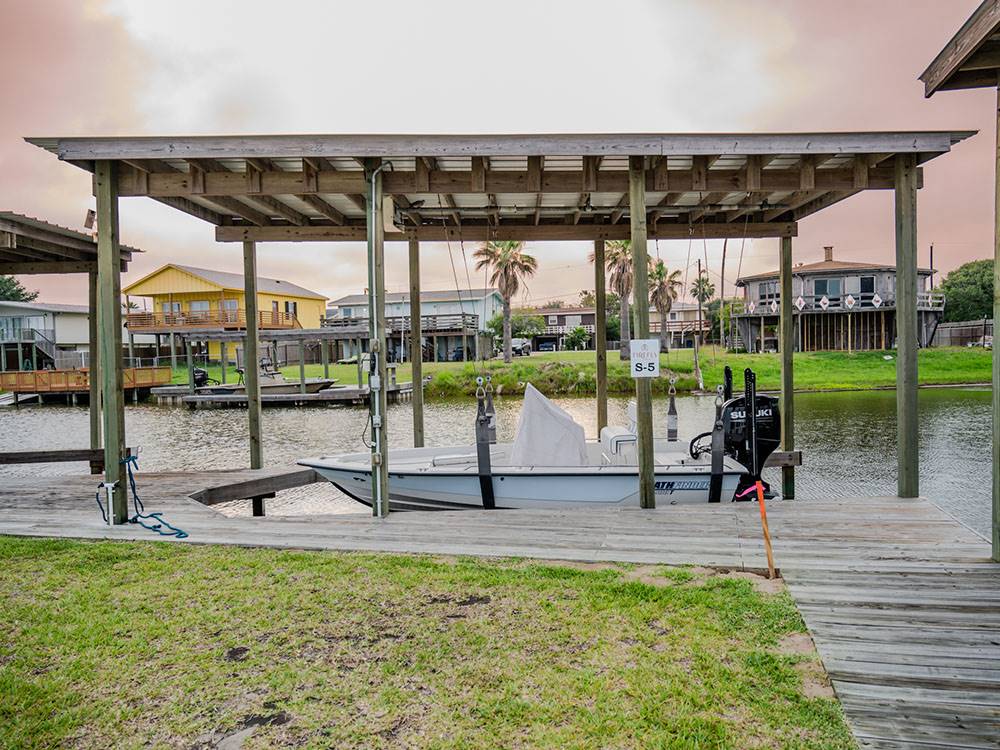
[758,281,779,301]
[814,278,842,298]
[565,315,582,327]
[161,301,181,313]
[548,315,558,325]
[859,276,875,294]
[341,307,351,317]
[669,312,677,321]
[284,300,298,317]
[189,300,210,312]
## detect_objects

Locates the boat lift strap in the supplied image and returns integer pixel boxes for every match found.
[475,378,496,509]
[708,386,725,503]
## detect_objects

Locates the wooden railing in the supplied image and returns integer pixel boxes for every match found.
[324,312,479,333]
[126,309,299,331]
[0,366,172,393]
[649,319,712,333]
[741,291,946,315]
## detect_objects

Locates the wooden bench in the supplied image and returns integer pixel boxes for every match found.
[0,447,136,475]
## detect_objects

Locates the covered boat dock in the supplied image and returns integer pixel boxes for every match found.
[26,130,974,518]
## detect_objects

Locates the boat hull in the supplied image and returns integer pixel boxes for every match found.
[300,445,744,511]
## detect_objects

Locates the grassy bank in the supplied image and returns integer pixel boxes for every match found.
[172,346,992,398]
[0,537,852,749]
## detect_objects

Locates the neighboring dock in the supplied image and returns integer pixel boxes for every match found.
[150,381,414,407]
[0,470,995,749]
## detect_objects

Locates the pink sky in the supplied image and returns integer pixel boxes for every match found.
[0,0,993,307]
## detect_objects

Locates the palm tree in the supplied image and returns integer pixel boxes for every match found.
[474,240,538,363]
[649,260,682,352]
[591,240,637,359]
[690,272,716,304]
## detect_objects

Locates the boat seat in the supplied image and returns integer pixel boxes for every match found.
[600,426,636,465]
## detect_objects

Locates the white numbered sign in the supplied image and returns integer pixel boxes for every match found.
[629,339,660,378]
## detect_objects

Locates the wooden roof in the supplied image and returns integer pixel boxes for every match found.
[26,132,974,243]
[736,258,933,285]
[920,0,1000,96]
[0,211,136,275]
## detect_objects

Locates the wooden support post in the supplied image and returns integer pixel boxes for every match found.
[169,332,177,369]
[895,154,919,499]
[993,80,1000,560]
[779,235,795,499]
[95,160,127,523]
[409,237,425,447]
[243,240,264,474]
[366,161,390,517]
[298,340,306,394]
[87,271,101,453]
[594,238,608,434]
[321,340,330,379]
[220,341,227,384]
[186,339,195,394]
[0,343,5,373]
[356,340,363,387]
[629,156,655,509]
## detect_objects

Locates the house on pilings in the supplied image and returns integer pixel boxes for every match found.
[733,246,944,352]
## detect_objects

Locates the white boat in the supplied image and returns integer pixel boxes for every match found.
[299,382,773,511]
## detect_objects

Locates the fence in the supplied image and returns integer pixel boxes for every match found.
[931,319,993,347]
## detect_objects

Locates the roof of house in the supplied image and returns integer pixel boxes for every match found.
[123,263,327,300]
[0,300,90,314]
[329,288,499,306]
[736,258,933,285]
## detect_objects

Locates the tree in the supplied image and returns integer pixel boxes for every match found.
[0,275,38,302]
[563,326,590,350]
[690,272,716,304]
[579,289,621,318]
[939,259,992,322]
[474,240,538,363]
[591,240,648,359]
[540,299,565,309]
[486,312,544,341]
[649,260,682,351]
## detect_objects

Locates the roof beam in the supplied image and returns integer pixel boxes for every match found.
[295,194,345,225]
[113,165,906,199]
[240,195,309,226]
[216,221,797,243]
[200,196,270,227]
[688,192,730,222]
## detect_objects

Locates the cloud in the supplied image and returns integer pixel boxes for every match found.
[2,0,994,306]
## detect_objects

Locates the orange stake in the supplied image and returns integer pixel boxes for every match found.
[755,480,777,579]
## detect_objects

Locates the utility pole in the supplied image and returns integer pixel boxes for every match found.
[693,259,704,390]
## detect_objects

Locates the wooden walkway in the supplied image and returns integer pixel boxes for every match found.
[0,469,996,749]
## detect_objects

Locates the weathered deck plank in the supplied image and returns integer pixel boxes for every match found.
[0,468,996,749]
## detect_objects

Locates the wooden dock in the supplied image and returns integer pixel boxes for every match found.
[150,381,413,407]
[0,469,995,749]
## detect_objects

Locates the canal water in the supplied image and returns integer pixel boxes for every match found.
[0,388,990,539]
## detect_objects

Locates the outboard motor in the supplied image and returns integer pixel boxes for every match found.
[720,369,780,498]
[192,367,211,388]
[689,366,780,501]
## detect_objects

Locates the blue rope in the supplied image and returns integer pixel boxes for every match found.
[93,454,189,539]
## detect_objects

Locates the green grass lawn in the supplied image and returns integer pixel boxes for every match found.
[0,537,853,749]
[171,346,992,398]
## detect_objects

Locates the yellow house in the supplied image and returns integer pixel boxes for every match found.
[122,264,327,361]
